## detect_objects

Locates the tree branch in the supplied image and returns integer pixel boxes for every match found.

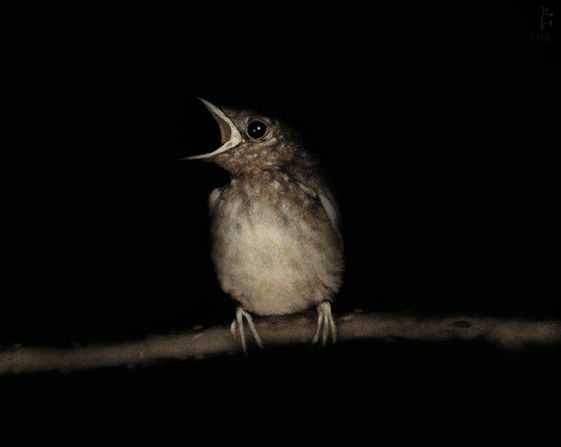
[1,311,559,375]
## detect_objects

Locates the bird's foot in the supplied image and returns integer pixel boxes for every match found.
[311,301,337,346]
[230,307,264,355]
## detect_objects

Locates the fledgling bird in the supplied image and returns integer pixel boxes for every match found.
[187,98,344,353]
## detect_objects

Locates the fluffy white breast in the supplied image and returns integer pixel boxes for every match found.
[208,184,343,316]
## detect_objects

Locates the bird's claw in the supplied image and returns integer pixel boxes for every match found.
[311,301,337,346]
[230,307,264,355]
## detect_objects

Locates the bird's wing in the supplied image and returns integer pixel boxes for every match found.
[292,178,342,242]
[208,187,223,211]
[318,187,343,242]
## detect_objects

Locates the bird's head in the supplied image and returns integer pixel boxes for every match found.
[186,98,304,175]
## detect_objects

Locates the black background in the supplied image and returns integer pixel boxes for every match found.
[2,1,559,442]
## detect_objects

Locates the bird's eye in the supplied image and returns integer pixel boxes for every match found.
[247,120,267,139]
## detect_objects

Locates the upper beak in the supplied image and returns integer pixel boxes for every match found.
[183,98,242,160]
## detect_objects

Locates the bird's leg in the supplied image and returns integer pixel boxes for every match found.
[311,301,337,346]
[230,307,264,355]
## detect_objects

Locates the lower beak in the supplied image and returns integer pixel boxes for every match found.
[183,98,242,160]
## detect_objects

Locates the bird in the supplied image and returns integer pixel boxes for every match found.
[186,98,344,353]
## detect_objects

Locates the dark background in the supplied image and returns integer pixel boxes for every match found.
[2,1,559,441]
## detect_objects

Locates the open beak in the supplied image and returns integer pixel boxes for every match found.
[184,98,242,160]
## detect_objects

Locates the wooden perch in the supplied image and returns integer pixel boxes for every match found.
[1,311,559,375]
